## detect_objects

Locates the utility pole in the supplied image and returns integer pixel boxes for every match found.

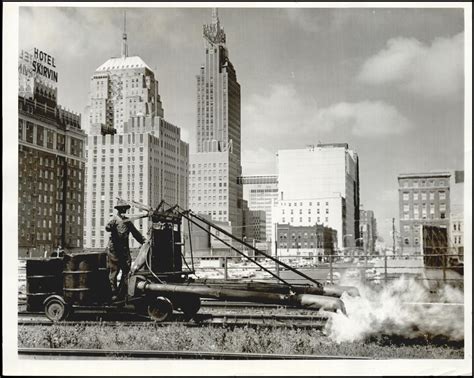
[392,217,396,258]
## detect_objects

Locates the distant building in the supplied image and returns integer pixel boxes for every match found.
[275,143,360,250]
[398,172,451,255]
[18,49,86,257]
[450,170,464,261]
[189,9,244,240]
[239,174,278,243]
[243,209,266,245]
[360,209,377,255]
[275,223,337,262]
[83,17,188,251]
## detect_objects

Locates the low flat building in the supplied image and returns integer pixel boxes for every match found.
[275,223,337,262]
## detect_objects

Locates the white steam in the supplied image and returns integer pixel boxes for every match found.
[325,276,464,343]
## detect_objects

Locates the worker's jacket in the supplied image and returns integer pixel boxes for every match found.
[105,214,146,256]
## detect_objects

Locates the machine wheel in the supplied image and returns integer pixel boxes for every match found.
[147,297,173,322]
[179,295,201,318]
[44,297,69,322]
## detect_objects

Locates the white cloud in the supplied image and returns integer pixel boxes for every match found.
[315,101,413,136]
[242,84,412,142]
[358,33,464,98]
[241,147,277,175]
[285,9,320,33]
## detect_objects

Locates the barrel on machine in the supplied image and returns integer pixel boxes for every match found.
[151,227,183,273]
[63,252,111,304]
[26,258,63,311]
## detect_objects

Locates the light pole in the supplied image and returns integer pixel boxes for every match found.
[343,234,353,258]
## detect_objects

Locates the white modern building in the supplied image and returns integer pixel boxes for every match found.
[240,175,278,242]
[274,144,360,250]
[189,9,244,239]
[84,17,188,251]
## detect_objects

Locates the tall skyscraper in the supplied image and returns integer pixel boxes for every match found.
[18,48,86,257]
[84,15,189,251]
[189,9,244,238]
[274,143,360,250]
[84,12,164,135]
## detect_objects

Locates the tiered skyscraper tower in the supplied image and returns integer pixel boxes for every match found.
[83,14,188,251]
[189,9,244,238]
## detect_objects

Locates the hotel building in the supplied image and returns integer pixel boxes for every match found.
[18,50,86,256]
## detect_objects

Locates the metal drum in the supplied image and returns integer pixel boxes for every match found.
[96,252,111,302]
[63,252,102,304]
[26,258,63,311]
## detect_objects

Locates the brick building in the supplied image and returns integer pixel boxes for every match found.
[398,172,451,255]
[18,82,86,257]
[275,223,337,262]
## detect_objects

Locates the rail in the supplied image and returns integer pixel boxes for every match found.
[17,347,370,360]
[18,312,329,330]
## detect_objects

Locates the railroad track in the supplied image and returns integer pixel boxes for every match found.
[18,312,329,330]
[17,347,369,360]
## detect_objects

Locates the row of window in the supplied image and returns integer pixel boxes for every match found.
[402,191,446,201]
[282,217,329,224]
[282,208,329,215]
[402,212,446,220]
[400,179,448,188]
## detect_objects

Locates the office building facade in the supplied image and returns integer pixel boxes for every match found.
[360,209,377,255]
[398,172,451,255]
[275,144,360,249]
[239,175,278,243]
[189,9,244,239]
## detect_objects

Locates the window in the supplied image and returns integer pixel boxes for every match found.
[429,192,435,200]
[403,204,410,212]
[403,192,409,201]
[404,238,410,245]
[413,192,419,201]
[439,191,446,200]
[421,192,427,200]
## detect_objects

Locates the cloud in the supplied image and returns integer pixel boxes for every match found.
[315,101,413,136]
[241,147,277,175]
[284,8,321,33]
[357,33,464,98]
[242,84,412,144]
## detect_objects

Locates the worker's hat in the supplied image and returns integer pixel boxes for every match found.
[114,199,131,210]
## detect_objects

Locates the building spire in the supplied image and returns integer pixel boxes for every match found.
[203,7,226,45]
[212,8,219,25]
[121,10,128,58]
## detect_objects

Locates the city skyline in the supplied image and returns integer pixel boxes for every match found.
[17,5,466,242]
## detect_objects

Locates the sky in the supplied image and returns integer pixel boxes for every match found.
[17,4,466,243]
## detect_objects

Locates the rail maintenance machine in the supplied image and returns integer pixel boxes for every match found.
[25,200,359,322]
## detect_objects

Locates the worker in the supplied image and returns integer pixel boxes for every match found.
[106,199,146,302]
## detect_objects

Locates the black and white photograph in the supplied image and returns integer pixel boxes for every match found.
[3,2,472,376]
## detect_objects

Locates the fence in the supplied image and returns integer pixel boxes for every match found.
[188,251,464,289]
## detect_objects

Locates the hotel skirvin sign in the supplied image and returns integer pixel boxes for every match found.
[19,48,58,97]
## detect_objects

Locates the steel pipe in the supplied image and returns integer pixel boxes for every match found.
[135,281,346,313]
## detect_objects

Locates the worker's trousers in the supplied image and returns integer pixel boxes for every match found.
[107,248,131,299]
